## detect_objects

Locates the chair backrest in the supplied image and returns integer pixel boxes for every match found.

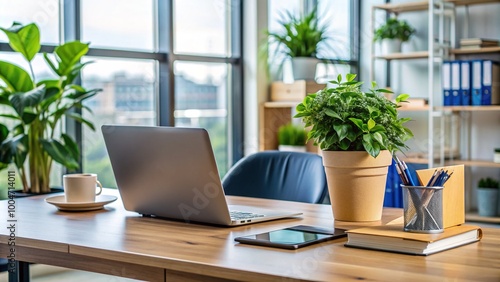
[222,151,328,204]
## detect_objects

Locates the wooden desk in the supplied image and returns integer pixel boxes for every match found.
[1,189,499,281]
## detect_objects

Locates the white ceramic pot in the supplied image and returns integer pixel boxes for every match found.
[278,145,307,153]
[382,39,402,54]
[291,57,319,81]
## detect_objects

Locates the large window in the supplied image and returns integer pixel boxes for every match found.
[0,0,242,192]
[82,58,157,188]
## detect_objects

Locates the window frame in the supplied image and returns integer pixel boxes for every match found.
[0,0,244,172]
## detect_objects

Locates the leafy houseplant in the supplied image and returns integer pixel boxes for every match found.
[295,73,413,158]
[477,177,499,217]
[373,17,415,54]
[373,17,415,43]
[278,123,307,152]
[0,22,101,194]
[264,7,329,80]
[294,73,413,222]
[478,177,499,189]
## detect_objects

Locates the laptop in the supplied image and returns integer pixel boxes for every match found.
[101,125,302,226]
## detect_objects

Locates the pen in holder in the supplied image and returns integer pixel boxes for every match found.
[402,185,444,233]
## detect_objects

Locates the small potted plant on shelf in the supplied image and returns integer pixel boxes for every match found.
[373,17,415,54]
[277,123,307,152]
[263,6,330,81]
[295,73,413,221]
[0,22,101,194]
[476,177,499,217]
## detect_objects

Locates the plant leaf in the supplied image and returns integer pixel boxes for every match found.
[372,132,385,147]
[345,73,356,82]
[333,124,349,141]
[0,61,34,92]
[367,118,376,130]
[376,88,393,93]
[61,133,80,161]
[396,93,410,103]
[0,134,28,168]
[65,112,96,131]
[0,22,40,62]
[362,134,380,158]
[349,118,363,130]
[40,138,79,170]
[49,41,90,78]
[9,85,45,117]
[0,124,8,142]
[324,108,342,120]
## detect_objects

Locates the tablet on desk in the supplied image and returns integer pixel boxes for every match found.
[234,225,347,250]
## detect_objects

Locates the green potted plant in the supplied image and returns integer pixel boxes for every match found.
[0,22,101,194]
[477,177,499,217]
[277,123,307,152]
[295,73,413,221]
[263,6,329,80]
[373,17,415,54]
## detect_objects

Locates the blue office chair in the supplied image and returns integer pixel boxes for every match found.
[0,258,7,272]
[222,151,328,204]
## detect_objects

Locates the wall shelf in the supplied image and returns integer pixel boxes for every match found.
[451,46,500,54]
[465,212,500,224]
[374,51,429,60]
[447,160,500,168]
[373,1,430,13]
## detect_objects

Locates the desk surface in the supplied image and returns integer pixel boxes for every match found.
[1,189,500,281]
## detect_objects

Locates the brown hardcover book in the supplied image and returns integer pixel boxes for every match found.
[460,38,498,45]
[345,224,482,255]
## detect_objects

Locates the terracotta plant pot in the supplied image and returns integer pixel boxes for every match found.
[322,150,392,222]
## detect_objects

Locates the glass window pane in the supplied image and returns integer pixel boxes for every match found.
[81,0,154,51]
[316,63,352,84]
[318,0,351,60]
[82,58,157,188]
[174,61,229,175]
[173,0,229,56]
[0,0,59,44]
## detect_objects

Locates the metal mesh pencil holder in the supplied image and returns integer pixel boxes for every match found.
[402,185,444,233]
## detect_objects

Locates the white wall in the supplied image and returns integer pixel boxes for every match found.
[243,0,269,157]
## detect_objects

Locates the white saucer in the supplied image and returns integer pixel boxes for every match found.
[45,195,118,211]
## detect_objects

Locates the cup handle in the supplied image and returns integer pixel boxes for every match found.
[96,180,103,196]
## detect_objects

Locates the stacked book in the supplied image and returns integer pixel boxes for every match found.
[345,223,482,256]
[460,38,498,49]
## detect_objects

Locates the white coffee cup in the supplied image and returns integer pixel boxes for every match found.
[63,173,103,203]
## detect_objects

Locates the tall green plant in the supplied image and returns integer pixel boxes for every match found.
[0,22,101,193]
[266,7,328,59]
[260,6,331,78]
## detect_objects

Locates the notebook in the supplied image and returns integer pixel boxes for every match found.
[101,125,302,226]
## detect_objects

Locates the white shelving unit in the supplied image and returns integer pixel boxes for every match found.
[371,0,500,223]
[370,0,456,168]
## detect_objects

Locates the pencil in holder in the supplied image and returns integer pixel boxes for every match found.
[402,185,444,233]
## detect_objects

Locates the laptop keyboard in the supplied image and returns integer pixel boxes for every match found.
[230,211,265,220]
